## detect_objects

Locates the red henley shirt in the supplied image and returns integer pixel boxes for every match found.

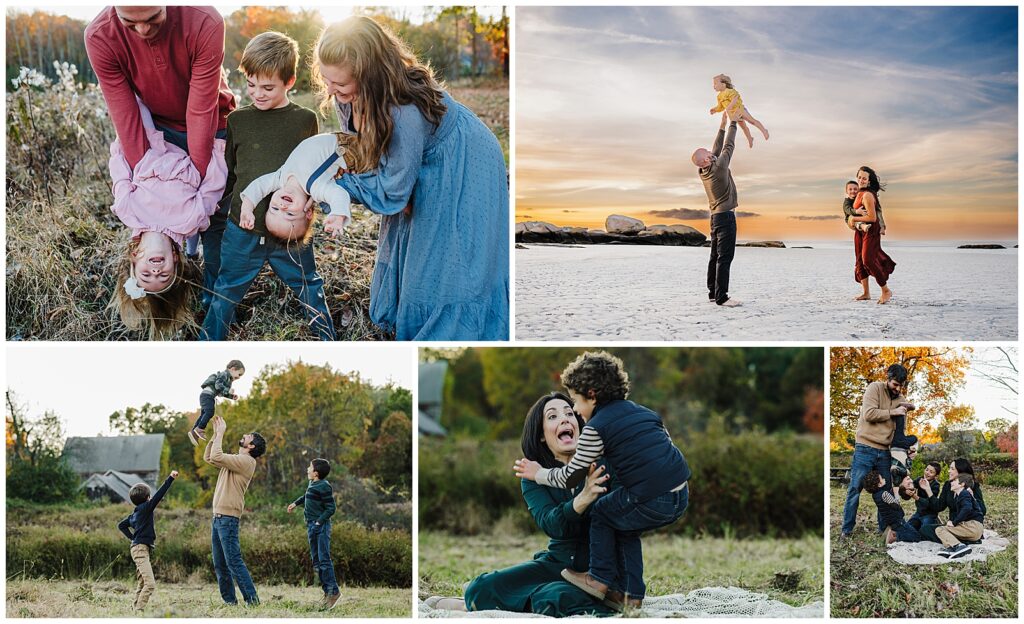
[85,6,236,177]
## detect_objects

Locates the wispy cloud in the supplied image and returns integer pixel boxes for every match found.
[516,6,1018,239]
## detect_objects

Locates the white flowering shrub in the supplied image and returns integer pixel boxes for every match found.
[6,63,114,198]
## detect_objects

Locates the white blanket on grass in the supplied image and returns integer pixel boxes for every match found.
[420,587,824,618]
[886,530,1009,565]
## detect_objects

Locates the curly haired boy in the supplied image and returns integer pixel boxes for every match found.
[514,351,691,612]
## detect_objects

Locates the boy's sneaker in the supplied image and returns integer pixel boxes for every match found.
[603,590,643,613]
[883,527,895,545]
[947,543,972,559]
[937,545,957,558]
[187,429,199,447]
[324,592,341,610]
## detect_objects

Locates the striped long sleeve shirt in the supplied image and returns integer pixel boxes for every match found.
[536,426,605,490]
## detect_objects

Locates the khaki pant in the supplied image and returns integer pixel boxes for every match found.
[130,543,156,610]
[935,520,984,548]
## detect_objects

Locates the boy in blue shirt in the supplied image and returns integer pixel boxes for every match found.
[117,470,178,611]
[515,351,690,612]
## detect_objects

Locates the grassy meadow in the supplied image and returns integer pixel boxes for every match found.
[829,484,1017,618]
[419,530,824,608]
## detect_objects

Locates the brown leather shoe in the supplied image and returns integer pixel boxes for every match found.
[324,592,341,610]
[603,590,643,613]
[560,569,608,600]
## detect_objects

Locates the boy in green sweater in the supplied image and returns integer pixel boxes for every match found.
[201,31,335,341]
[287,458,340,610]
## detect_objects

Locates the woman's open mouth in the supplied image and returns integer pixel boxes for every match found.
[557,424,575,443]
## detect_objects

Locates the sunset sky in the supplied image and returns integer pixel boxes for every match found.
[516,6,1018,241]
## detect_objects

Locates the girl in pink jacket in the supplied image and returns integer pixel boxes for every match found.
[108,99,227,338]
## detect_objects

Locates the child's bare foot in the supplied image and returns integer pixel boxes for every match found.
[761,128,770,140]
[878,287,892,304]
[746,135,754,148]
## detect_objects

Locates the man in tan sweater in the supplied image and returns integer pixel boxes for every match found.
[840,364,915,537]
[204,416,266,605]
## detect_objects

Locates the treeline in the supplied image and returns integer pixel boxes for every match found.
[427,347,824,439]
[7,6,509,92]
[420,426,823,538]
[7,363,412,523]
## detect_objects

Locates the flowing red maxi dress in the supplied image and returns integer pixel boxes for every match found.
[853,190,896,286]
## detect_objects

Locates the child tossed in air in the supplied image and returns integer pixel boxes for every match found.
[710,73,769,149]
[188,360,245,446]
[889,403,918,483]
[843,181,886,234]
[514,351,690,612]
[117,470,179,611]
[287,458,340,610]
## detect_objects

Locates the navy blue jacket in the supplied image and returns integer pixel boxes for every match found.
[872,488,905,527]
[950,489,985,525]
[586,400,690,502]
[117,474,175,547]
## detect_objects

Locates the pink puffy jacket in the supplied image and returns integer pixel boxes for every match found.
[109,101,228,246]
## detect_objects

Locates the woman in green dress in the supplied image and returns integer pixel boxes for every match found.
[435,391,617,616]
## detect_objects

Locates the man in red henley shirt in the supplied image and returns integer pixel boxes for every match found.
[85,5,235,179]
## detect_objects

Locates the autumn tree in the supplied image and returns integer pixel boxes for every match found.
[223,6,325,93]
[355,411,412,491]
[829,347,973,450]
[109,403,194,483]
[5,391,79,502]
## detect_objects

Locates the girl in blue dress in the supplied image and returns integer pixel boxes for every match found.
[313,16,509,340]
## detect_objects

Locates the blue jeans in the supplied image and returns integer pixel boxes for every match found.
[155,125,227,258]
[200,221,335,341]
[841,444,891,535]
[707,211,737,304]
[200,199,230,309]
[195,392,216,431]
[589,486,689,599]
[211,515,259,605]
[891,518,923,542]
[907,511,938,530]
[307,520,340,595]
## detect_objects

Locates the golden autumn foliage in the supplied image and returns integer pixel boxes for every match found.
[829,347,973,449]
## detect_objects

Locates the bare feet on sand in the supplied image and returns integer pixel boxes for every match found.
[854,293,871,301]
[878,287,892,304]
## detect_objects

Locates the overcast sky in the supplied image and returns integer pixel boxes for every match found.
[7,344,415,437]
[516,6,1018,241]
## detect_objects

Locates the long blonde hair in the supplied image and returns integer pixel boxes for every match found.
[313,16,447,168]
[110,238,198,339]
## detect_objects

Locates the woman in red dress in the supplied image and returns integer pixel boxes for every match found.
[849,166,896,304]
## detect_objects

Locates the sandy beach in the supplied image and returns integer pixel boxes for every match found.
[515,242,1018,341]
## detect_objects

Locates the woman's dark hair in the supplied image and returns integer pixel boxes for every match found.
[926,461,942,474]
[560,351,630,405]
[886,363,908,384]
[952,458,975,476]
[521,392,583,470]
[858,165,886,193]
[862,469,884,493]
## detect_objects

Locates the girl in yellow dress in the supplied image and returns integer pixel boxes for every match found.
[710,74,769,148]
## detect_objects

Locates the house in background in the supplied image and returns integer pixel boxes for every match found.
[418,361,448,437]
[62,434,165,502]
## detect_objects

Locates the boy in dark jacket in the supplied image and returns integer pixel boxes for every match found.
[117,470,178,610]
[864,470,923,545]
[188,360,245,446]
[936,474,985,559]
[514,351,690,612]
[287,458,339,610]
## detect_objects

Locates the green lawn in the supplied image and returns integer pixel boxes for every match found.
[419,530,823,608]
[829,484,1017,617]
[5,580,410,618]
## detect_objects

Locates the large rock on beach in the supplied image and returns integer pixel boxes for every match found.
[605,214,645,235]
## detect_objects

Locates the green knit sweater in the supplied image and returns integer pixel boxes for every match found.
[222,101,319,235]
[292,479,336,525]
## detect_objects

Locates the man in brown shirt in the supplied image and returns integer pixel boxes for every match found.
[840,364,914,537]
[203,416,265,605]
